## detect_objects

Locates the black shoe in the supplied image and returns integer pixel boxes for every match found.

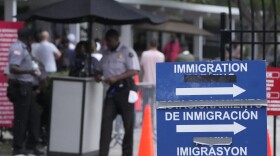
[26,148,45,156]
[12,149,27,156]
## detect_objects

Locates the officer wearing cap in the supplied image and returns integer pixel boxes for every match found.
[7,27,43,156]
[95,29,140,156]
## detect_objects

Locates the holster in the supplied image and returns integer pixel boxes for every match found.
[7,79,32,101]
[107,77,137,95]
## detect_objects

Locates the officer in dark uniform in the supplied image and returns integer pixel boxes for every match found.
[7,27,44,156]
[95,29,140,156]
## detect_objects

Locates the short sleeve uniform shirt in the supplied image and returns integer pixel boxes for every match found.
[98,44,140,79]
[8,40,33,82]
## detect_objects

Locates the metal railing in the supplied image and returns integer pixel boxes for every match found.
[221,1,279,156]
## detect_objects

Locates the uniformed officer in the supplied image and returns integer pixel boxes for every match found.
[7,27,43,156]
[95,29,140,156]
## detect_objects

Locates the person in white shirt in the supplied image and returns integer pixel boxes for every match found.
[32,31,61,145]
[140,39,165,111]
[35,31,61,73]
[67,33,76,50]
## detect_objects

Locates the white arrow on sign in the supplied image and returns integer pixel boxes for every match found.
[176,122,246,135]
[176,84,246,97]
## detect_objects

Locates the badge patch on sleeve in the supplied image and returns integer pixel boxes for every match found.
[128,52,134,58]
[13,50,21,55]
[118,54,123,59]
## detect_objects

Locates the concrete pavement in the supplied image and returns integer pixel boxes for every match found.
[0,125,148,156]
[1,116,278,156]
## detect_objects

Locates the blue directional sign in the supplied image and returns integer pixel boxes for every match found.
[157,106,267,156]
[156,60,266,101]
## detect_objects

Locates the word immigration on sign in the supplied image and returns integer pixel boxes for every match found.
[156,60,267,156]
[157,106,267,156]
[156,61,266,102]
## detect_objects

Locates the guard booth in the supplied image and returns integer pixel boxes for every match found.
[220,0,280,156]
[47,77,103,156]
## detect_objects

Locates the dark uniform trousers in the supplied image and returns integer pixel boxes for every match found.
[99,81,135,156]
[7,79,40,151]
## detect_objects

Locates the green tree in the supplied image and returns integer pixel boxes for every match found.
[170,0,230,6]
[232,0,280,60]
[169,0,280,60]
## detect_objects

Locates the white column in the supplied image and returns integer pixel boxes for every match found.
[69,24,80,42]
[162,32,170,50]
[4,0,17,21]
[120,25,133,48]
[193,16,204,61]
[92,23,104,41]
[231,19,236,41]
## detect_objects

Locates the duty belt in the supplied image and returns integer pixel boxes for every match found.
[8,79,33,86]
[108,77,134,94]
